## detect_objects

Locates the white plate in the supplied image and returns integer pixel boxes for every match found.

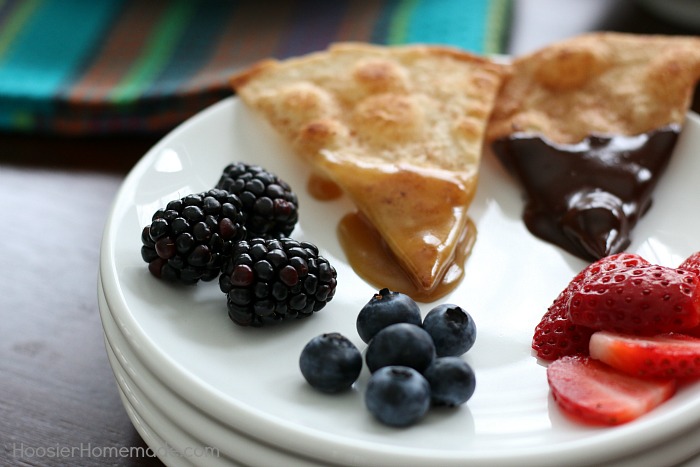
[99,276,700,467]
[100,96,700,467]
[99,275,331,467]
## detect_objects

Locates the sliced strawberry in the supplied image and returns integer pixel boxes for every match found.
[532,253,649,360]
[547,356,676,426]
[576,252,651,279]
[568,265,700,335]
[679,252,700,335]
[590,331,700,379]
[679,251,700,277]
[532,290,595,361]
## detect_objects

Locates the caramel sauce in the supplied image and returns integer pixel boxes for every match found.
[306,172,343,200]
[337,211,476,302]
[305,160,477,302]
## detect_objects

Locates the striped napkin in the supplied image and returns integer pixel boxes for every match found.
[0,0,511,134]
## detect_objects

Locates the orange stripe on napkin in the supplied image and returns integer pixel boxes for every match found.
[64,1,168,105]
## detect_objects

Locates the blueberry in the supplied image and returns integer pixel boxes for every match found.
[365,323,435,373]
[299,333,362,393]
[423,357,476,407]
[365,366,431,427]
[422,304,476,357]
[356,288,422,343]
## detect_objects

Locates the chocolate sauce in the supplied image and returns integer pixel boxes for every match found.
[492,126,681,261]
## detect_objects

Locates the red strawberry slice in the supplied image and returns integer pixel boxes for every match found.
[532,289,595,361]
[576,252,651,279]
[678,252,700,335]
[590,331,700,379]
[568,265,700,335]
[679,251,700,276]
[532,253,649,360]
[547,356,676,426]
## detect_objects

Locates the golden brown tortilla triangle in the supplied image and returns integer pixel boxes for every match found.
[231,42,506,294]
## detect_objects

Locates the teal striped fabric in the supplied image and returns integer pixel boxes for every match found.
[0,0,511,134]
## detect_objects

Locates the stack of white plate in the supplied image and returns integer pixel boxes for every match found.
[98,97,700,467]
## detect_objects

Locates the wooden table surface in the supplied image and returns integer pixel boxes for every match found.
[2,1,700,466]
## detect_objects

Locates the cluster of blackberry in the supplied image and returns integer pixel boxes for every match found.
[141,189,247,284]
[140,162,337,326]
[219,238,337,327]
[216,162,299,239]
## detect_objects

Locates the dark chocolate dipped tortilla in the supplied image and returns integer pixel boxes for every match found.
[486,32,700,260]
[492,127,680,260]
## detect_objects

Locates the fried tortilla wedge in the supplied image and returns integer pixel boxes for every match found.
[487,33,700,261]
[488,32,700,144]
[231,43,507,295]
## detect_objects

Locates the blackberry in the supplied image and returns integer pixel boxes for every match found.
[219,238,337,326]
[216,162,299,239]
[140,189,246,284]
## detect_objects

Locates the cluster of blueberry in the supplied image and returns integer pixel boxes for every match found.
[299,288,477,427]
